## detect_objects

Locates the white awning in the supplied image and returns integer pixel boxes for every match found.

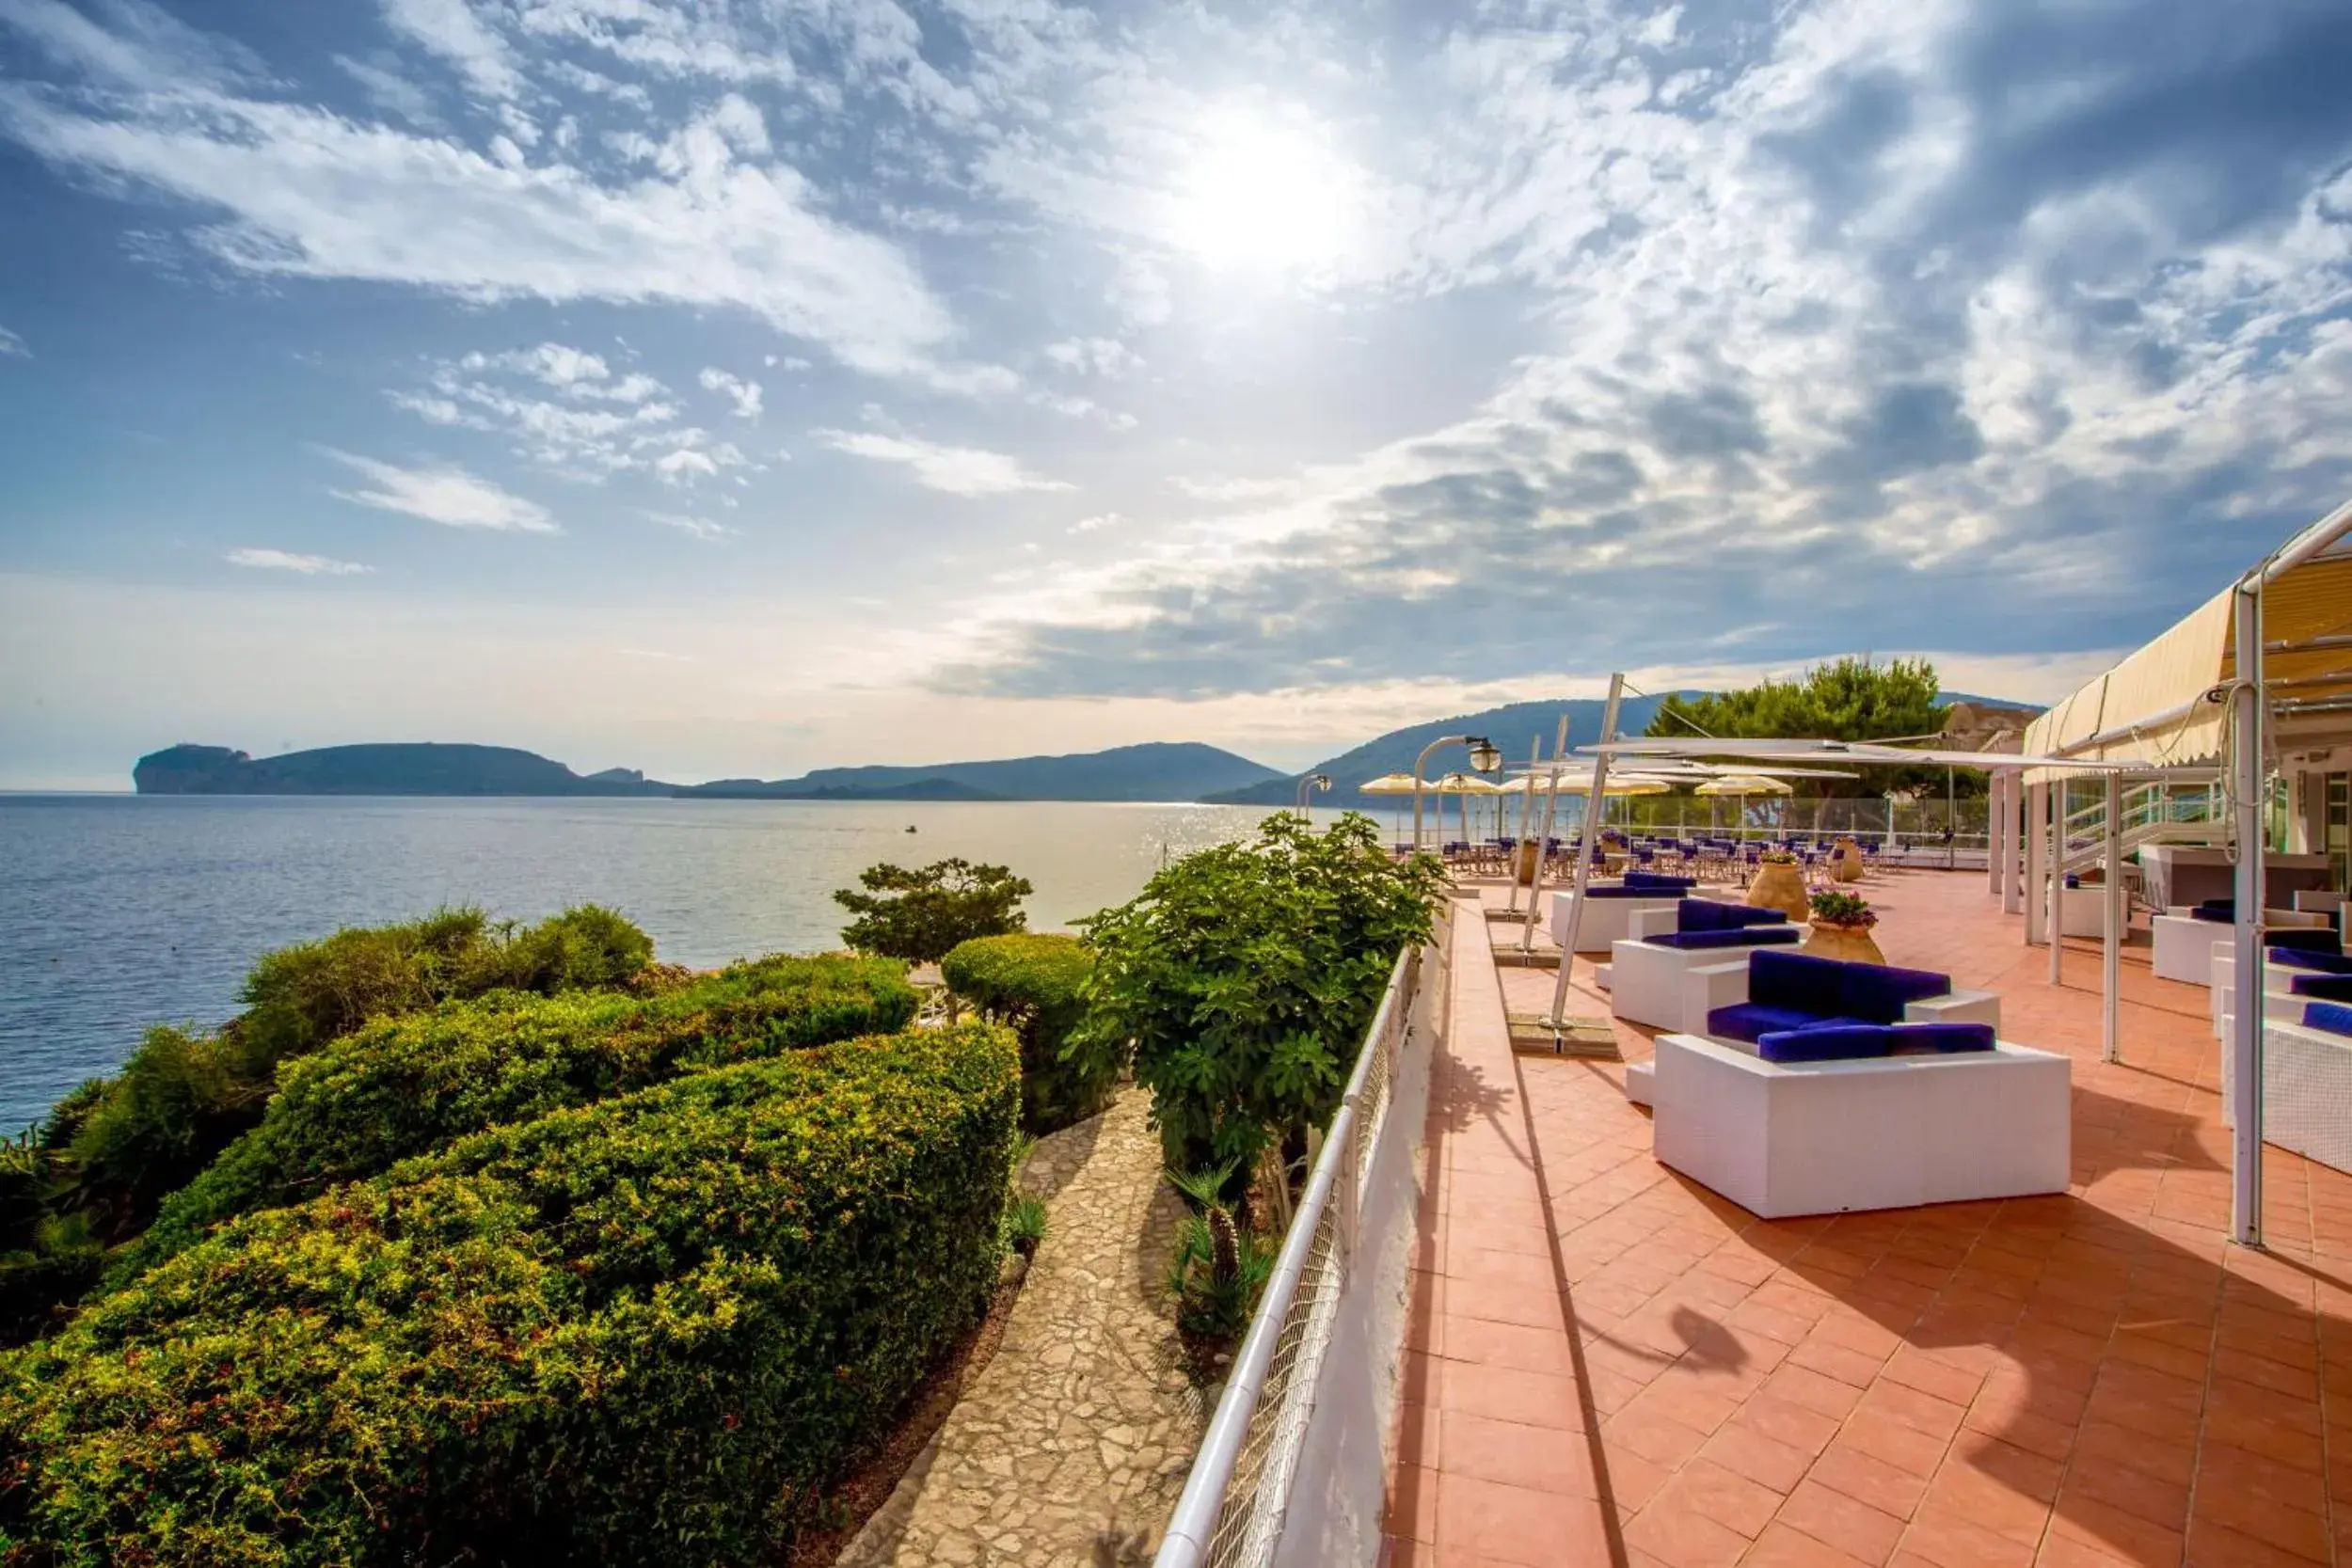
[2020,499,2352,780]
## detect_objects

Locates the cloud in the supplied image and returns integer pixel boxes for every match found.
[816,430,1073,497]
[0,31,963,380]
[1044,337,1141,376]
[644,510,731,540]
[1069,512,1123,533]
[0,324,25,357]
[225,546,371,576]
[381,0,519,102]
[697,366,763,420]
[321,448,559,532]
[390,346,753,487]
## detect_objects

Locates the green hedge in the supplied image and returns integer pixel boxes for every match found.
[60,906,656,1238]
[116,955,918,1286]
[941,934,1113,1132]
[0,1022,1020,1567]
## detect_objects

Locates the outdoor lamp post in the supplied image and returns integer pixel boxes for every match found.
[1412,735,1499,851]
[1295,771,1332,816]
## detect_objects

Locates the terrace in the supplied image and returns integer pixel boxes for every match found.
[1384,865,2352,1568]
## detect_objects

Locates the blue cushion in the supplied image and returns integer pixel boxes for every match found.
[1890,1022,1998,1053]
[1584,885,1664,899]
[1708,1003,1864,1043]
[2291,974,2352,1002]
[2273,947,2352,974]
[1652,927,1802,951]
[2306,1003,2352,1037]
[2192,900,2234,923]
[1756,1025,1894,1062]
[1748,949,1846,1013]
[1838,961,1953,1024]
[2266,927,2341,955]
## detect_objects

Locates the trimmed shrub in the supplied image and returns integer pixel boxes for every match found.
[56,906,657,1243]
[0,1022,1020,1567]
[834,860,1031,963]
[115,954,919,1284]
[942,934,1111,1132]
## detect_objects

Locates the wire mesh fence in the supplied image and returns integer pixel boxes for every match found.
[1156,902,1448,1568]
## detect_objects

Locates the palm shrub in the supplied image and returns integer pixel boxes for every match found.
[1163,1162,1272,1341]
[941,933,1109,1132]
[1074,813,1444,1188]
[116,954,918,1285]
[834,859,1032,963]
[0,1022,1020,1567]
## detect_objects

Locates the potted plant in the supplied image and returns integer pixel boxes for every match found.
[1828,835,1866,883]
[1746,847,1809,923]
[1804,889,1885,963]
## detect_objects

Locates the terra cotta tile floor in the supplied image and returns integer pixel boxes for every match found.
[1385,868,2352,1568]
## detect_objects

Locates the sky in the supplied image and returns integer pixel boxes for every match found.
[2,0,2348,789]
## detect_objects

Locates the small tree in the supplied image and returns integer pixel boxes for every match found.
[1073,813,1444,1190]
[834,859,1032,964]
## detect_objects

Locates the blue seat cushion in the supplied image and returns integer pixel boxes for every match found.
[1838,961,1954,1024]
[2291,974,2352,1002]
[1708,1003,1865,1043]
[2307,1003,2352,1037]
[2191,900,2234,923]
[1585,885,1665,899]
[1748,949,1847,1014]
[1755,1022,1996,1064]
[2266,928,2341,955]
[2275,947,2352,974]
[1652,927,1802,952]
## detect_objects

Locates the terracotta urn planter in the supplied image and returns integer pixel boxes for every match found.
[1804,919,1886,965]
[1747,861,1810,923]
[1829,837,1866,883]
[1512,841,1541,885]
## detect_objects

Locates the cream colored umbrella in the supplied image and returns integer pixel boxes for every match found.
[1429,770,1502,846]
[1357,772,1422,846]
[1695,773,1791,842]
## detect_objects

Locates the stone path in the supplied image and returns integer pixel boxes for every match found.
[836,1089,1210,1568]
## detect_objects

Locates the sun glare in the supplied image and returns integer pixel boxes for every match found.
[1165,109,1365,273]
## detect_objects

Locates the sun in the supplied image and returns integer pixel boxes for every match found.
[1164,108,1366,273]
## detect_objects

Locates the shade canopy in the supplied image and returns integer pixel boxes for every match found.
[1427,771,1502,794]
[1695,775,1793,797]
[1355,772,1422,795]
[1502,772,1673,797]
[1581,738,2123,772]
[2020,500,2352,778]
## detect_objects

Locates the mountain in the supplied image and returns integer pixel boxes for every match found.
[133,743,677,797]
[1198,695,1684,807]
[679,741,1282,802]
[694,777,1005,801]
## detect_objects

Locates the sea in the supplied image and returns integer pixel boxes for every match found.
[0,794,1309,1132]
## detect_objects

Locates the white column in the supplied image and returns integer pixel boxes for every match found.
[1988,770,2005,893]
[2002,773,2024,914]
[2024,781,2047,945]
[2048,774,2065,984]
[2231,580,2266,1247]
[2103,769,2122,1064]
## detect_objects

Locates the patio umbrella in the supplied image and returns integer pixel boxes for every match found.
[1357,772,1422,845]
[1696,773,1791,842]
[1429,771,1501,847]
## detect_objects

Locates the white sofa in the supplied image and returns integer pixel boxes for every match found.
[1651,1033,2072,1217]
[1548,886,1681,955]
[1680,958,2001,1040]
[2153,908,2332,987]
[1606,906,1800,1031]
[2210,958,2341,1037]
[2217,1010,2352,1177]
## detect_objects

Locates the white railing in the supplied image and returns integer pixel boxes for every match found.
[1155,900,1451,1568]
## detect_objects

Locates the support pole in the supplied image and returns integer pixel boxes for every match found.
[2048,775,2065,984]
[2023,781,2047,941]
[1988,770,2007,894]
[1518,718,1572,953]
[2103,768,2122,1064]
[1505,734,1541,914]
[2002,773,2025,914]
[2231,578,2267,1247]
[1548,674,1624,1026]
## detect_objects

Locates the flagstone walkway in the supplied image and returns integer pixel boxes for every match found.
[835,1089,1208,1568]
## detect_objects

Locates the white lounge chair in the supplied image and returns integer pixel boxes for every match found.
[2217,1007,2352,1177]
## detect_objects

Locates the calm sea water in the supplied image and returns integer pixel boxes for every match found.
[0,795,1302,1132]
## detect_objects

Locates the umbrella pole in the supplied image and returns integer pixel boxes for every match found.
[1519,717,1572,955]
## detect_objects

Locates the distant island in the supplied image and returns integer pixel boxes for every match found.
[134,740,1285,803]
